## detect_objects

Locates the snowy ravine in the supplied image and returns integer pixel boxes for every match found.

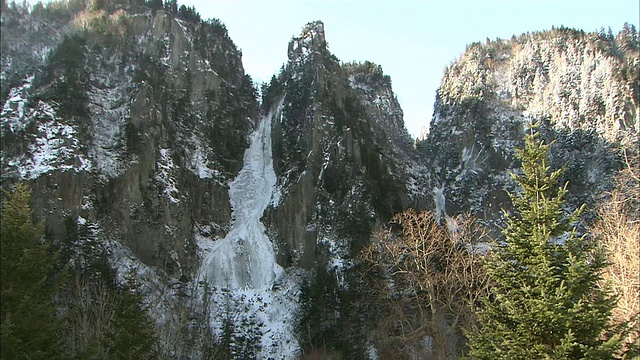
[198,101,302,359]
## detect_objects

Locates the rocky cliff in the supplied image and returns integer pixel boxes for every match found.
[419,26,639,222]
[2,4,260,280]
[262,21,419,271]
[1,4,423,358]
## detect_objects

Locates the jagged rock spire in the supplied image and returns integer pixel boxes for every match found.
[287,20,327,62]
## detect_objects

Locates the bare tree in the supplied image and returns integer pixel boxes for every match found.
[60,274,119,359]
[591,148,640,357]
[359,210,490,359]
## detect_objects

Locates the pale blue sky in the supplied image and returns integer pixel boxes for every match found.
[179,0,638,138]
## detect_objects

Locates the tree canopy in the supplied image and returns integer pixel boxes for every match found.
[1,184,65,360]
[466,125,622,359]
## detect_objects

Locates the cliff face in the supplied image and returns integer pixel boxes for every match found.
[1,11,420,277]
[1,6,423,357]
[1,5,257,279]
[419,27,639,221]
[262,21,420,271]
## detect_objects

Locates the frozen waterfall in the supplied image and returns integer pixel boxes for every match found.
[203,105,283,289]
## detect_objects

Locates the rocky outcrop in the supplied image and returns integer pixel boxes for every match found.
[263,21,419,269]
[419,26,639,221]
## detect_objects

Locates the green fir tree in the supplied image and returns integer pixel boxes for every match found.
[0,184,65,360]
[467,125,622,359]
[105,269,160,360]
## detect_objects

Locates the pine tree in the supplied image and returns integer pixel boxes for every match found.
[105,269,160,360]
[0,184,64,359]
[466,126,622,359]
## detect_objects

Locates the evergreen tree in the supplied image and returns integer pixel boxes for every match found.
[105,269,160,360]
[146,0,162,12]
[0,184,64,359]
[467,126,622,359]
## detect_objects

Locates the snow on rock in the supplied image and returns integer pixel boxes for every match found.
[367,343,380,360]
[87,79,130,179]
[1,76,34,133]
[156,148,181,204]
[433,184,447,224]
[287,21,326,65]
[318,231,352,290]
[407,163,431,199]
[189,146,215,179]
[185,134,222,181]
[105,237,179,327]
[5,101,91,180]
[437,32,638,143]
[2,76,92,180]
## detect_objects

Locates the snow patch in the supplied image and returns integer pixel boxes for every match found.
[1,76,34,133]
[433,184,447,224]
[105,238,178,328]
[86,79,130,179]
[156,148,180,204]
[318,232,352,290]
[190,146,217,178]
[6,106,92,179]
[200,270,304,359]
[367,343,380,360]
[184,134,223,181]
[407,164,431,198]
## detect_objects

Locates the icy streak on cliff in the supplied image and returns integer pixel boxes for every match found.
[203,103,284,290]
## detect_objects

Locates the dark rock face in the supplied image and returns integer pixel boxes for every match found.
[1,7,256,278]
[1,9,419,282]
[263,21,418,269]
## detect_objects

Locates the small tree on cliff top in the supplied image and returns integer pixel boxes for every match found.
[466,125,622,359]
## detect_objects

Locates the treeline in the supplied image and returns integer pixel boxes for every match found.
[2,0,203,22]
